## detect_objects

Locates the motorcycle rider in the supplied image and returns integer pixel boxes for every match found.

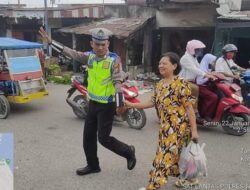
[179,40,216,121]
[196,54,224,120]
[39,27,136,176]
[215,44,247,82]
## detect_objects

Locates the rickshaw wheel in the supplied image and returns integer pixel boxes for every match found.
[0,95,10,119]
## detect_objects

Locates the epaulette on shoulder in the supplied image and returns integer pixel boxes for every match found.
[108,52,118,59]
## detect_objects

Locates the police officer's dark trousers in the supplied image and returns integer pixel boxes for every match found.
[83,100,131,169]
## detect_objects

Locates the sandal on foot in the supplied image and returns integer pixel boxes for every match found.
[175,178,199,188]
[175,179,189,188]
[188,178,199,186]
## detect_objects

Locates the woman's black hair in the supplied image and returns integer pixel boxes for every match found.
[161,52,182,75]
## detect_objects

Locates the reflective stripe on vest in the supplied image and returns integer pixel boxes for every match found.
[87,53,115,103]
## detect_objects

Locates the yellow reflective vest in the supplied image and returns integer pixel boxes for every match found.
[87,53,116,103]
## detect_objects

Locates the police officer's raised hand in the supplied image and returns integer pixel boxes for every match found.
[39,27,52,44]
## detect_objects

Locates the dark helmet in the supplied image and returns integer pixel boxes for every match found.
[222,44,238,54]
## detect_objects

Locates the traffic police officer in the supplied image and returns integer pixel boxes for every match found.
[39,27,136,175]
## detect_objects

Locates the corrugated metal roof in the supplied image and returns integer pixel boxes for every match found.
[57,17,149,39]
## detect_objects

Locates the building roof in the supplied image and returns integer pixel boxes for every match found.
[58,17,150,39]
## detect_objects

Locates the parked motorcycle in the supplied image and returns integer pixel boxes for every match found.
[198,75,250,136]
[66,68,147,130]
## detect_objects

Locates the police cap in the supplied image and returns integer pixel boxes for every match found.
[89,28,112,43]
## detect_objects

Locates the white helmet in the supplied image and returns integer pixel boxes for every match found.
[186,40,206,56]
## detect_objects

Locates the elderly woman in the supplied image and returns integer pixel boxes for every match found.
[125,52,199,190]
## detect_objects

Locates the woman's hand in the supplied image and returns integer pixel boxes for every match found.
[124,100,134,108]
[39,27,52,44]
[116,106,127,115]
[205,73,217,81]
[191,131,199,140]
[191,130,199,143]
[212,72,225,79]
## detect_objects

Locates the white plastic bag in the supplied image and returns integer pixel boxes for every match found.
[178,141,207,179]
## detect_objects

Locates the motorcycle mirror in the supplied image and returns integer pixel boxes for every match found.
[81,65,87,71]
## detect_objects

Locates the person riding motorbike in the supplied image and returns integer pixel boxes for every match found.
[179,40,217,120]
[196,54,224,120]
[215,44,247,82]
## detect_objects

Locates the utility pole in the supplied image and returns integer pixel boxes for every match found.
[17,0,21,8]
[44,0,50,55]
[103,0,105,17]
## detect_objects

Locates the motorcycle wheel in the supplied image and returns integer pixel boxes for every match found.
[0,95,10,119]
[126,108,146,130]
[221,112,249,136]
[72,95,88,119]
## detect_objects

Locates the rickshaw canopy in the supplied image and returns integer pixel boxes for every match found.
[0,38,43,50]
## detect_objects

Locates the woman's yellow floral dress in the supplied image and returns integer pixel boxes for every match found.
[147,77,195,190]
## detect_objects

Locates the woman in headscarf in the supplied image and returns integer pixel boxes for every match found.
[196,53,221,120]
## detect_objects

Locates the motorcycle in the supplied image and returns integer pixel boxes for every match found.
[66,67,147,130]
[198,74,250,136]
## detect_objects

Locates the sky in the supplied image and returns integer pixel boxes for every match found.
[1,0,125,7]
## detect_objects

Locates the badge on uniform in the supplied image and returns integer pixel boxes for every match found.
[102,61,110,69]
[113,63,120,73]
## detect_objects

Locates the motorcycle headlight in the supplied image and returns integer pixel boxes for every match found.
[123,88,137,98]
[232,94,243,103]
[127,90,137,98]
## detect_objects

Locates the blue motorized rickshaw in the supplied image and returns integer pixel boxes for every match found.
[0,37,48,119]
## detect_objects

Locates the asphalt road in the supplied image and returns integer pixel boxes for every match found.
[0,83,250,190]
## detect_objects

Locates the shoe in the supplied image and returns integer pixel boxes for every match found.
[76,165,101,176]
[127,145,136,170]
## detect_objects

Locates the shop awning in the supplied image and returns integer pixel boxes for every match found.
[0,37,43,50]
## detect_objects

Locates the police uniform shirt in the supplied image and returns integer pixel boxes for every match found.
[50,28,123,93]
